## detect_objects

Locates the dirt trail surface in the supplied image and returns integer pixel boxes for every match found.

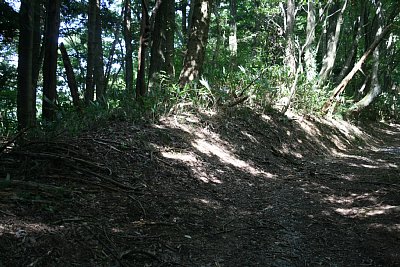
[1,108,399,266]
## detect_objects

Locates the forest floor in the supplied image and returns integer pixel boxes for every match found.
[0,107,399,267]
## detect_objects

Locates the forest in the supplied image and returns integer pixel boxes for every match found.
[0,0,399,266]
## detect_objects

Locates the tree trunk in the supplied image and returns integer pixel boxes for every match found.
[149,0,166,80]
[178,0,212,88]
[348,0,383,114]
[149,0,175,81]
[318,0,348,87]
[335,2,365,84]
[229,0,237,60]
[31,0,42,109]
[104,31,119,93]
[42,0,61,121]
[212,1,221,68]
[321,22,394,113]
[17,0,36,129]
[284,0,296,75]
[94,0,105,101]
[181,0,187,44]
[85,0,96,104]
[60,42,80,108]
[123,0,134,95]
[349,46,380,113]
[304,0,316,81]
[135,0,151,99]
[164,0,175,77]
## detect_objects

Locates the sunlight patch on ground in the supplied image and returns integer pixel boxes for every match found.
[160,113,276,182]
[325,193,378,205]
[193,198,221,209]
[335,205,400,218]
[192,138,273,178]
[324,117,365,140]
[162,151,197,163]
[337,153,398,168]
[368,223,400,232]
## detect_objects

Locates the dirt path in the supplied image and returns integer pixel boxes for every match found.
[0,109,399,266]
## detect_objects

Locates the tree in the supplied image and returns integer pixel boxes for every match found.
[322,22,395,113]
[94,0,105,100]
[164,0,175,76]
[85,0,104,103]
[17,0,36,129]
[304,0,316,81]
[123,0,134,94]
[149,0,176,82]
[178,0,212,88]
[283,0,296,75]
[317,0,348,87]
[42,0,62,120]
[228,0,238,61]
[135,0,151,99]
[60,42,80,108]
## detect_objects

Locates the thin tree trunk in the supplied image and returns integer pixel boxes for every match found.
[178,0,212,87]
[149,0,166,80]
[336,2,365,84]
[212,2,221,68]
[60,42,80,108]
[284,0,296,75]
[135,0,151,99]
[318,0,347,86]
[17,0,36,129]
[229,0,237,61]
[104,32,119,93]
[347,0,383,114]
[42,0,61,120]
[85,0,96,104]
[123,0,134,94]
[349,46,380,113]
[94,0,105,100]
[164,0,175,77]
[31,0,42,110]
[321,22,394,113]
[181,0,187,44]
[304,0,316,81]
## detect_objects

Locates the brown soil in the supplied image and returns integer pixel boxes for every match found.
[0,108,399,267]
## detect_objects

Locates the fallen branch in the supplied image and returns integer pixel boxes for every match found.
[72,165,137,191]
[13,151,110,172]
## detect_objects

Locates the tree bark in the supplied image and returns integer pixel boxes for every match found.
[178,0,212,88]
[321,22,394,113]
[149,0,166,80]
[32,0,42,108]
[284,0,296,75]
[135,0,151,99]
[164,0,175,76]
[304,0,316,81]
[335,2,365,84]
[42,0,61,121]
[94,0,105,101]
[317,0,347,87]
[85,0,96,104]
[229,0,237,59]
[347,0,383,114]
[60,42,80,108]
[17,0,36,129]
[123,0,134,94]
[149,0,175,81]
